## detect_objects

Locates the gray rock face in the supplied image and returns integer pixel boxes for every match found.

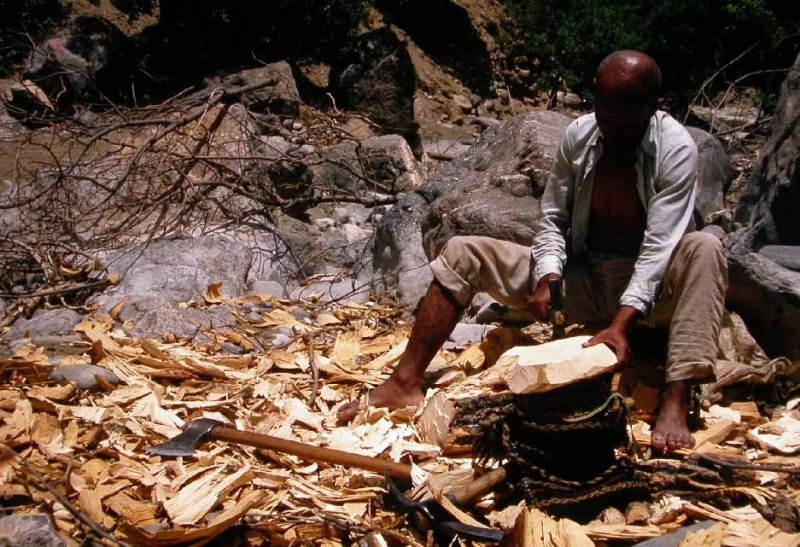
[685,126,732,221]
[92,231,297,339]
[758,245,800,272]
[0,514,66,547]
[725,54,800,360]
[373,191,434,306]
[421,111,570,258]
[735,52,800,245]
[127,304,236,341]
[312,134,425,195]
[329,27,416,133]
[727,233,800,361]
[50,364,120,390]
[221,62,301,116]
[373,111,570,306]
[95,234,253,319]
[3,309,83,343]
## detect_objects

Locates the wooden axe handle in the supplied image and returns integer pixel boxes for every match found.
[210,426,413,479]
[449,467,507,506]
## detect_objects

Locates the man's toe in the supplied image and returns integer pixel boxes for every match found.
[651,431,666,451]
[337,400,360,422]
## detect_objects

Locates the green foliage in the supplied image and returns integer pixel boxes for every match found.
[505,0,800,111]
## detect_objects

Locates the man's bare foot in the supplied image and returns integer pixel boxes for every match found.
[337,376,425,422]
[651,380,695,452]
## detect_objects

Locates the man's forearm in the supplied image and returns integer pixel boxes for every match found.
[611,305,641,331]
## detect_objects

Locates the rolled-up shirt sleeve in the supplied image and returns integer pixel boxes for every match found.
[620,141,698,315]
[531,129,574,284]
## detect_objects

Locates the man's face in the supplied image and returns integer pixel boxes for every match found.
[594,92,654,155]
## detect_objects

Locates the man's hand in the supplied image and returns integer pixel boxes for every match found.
[527,273,560,322]
[582,305,640,365]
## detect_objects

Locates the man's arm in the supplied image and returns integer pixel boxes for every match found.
[585,131,698,363]
[531,128,575,284]
[620,139,698,316]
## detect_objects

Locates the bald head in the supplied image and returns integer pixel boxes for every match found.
[592,51,662,156]
[595,50,661,106]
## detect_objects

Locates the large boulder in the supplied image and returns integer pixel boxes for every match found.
[727,232,800,360]
[685,126,732,221]
[735,53,800,245]
[421,111,571,257]
[312,134,426,195]
[91,230,297,338]
[329,27,416,134]
[23,16,132,108]
[373,111,571,306]
[726,52,800,359]
[221,62,301,116]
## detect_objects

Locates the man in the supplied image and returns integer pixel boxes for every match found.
[338,50,728,452]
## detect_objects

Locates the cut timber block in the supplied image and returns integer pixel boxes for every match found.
[499,336,617,394]
[505,508,593,547]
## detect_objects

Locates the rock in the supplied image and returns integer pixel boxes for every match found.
[50,364,120,390]
[312,217,336,231]
[248,279,288,298]
[3,309,83,343]
[701,224,727,240]
[287,305,312,322]
[758,245,800,272]
[221,61,301,116]
[0,514,66,547]
[736,52,800,246]
[372,191,434,306]
[423,139,472,161]
[422,111,570,258]
[0,80,42,136]
[727,233,800,360]
[270,332,292,349]
[127,305,232,341]
[686,126,732,220]
[452,94,473,114]
[95,234,251,319]
[726,54,800,359]
[332,207,351,225]
[94,230,296,335]
[329,27,417,134]
[313,134,426,194]
[23,16,132,108]
[443,323,497,350]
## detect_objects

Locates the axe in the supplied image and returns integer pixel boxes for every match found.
[147,418,413,478]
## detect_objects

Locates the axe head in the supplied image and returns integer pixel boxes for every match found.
[147,418,224,457]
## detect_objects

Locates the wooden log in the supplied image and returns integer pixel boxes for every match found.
[504,508,593,547]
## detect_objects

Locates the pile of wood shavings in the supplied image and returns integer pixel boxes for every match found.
[1,289,799,546]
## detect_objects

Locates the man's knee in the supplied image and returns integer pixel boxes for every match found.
[679,231,724,261]
[439,235,471,262]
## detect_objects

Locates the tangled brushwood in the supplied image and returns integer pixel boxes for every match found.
[0,77,405,306]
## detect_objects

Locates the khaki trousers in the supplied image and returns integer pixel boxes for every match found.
[430,232,728,384]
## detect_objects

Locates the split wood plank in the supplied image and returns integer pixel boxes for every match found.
[498,336,617,394]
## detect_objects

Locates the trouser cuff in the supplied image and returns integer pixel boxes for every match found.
[430,255,475,307]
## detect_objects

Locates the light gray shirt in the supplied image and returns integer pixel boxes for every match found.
[531,110,698,315]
